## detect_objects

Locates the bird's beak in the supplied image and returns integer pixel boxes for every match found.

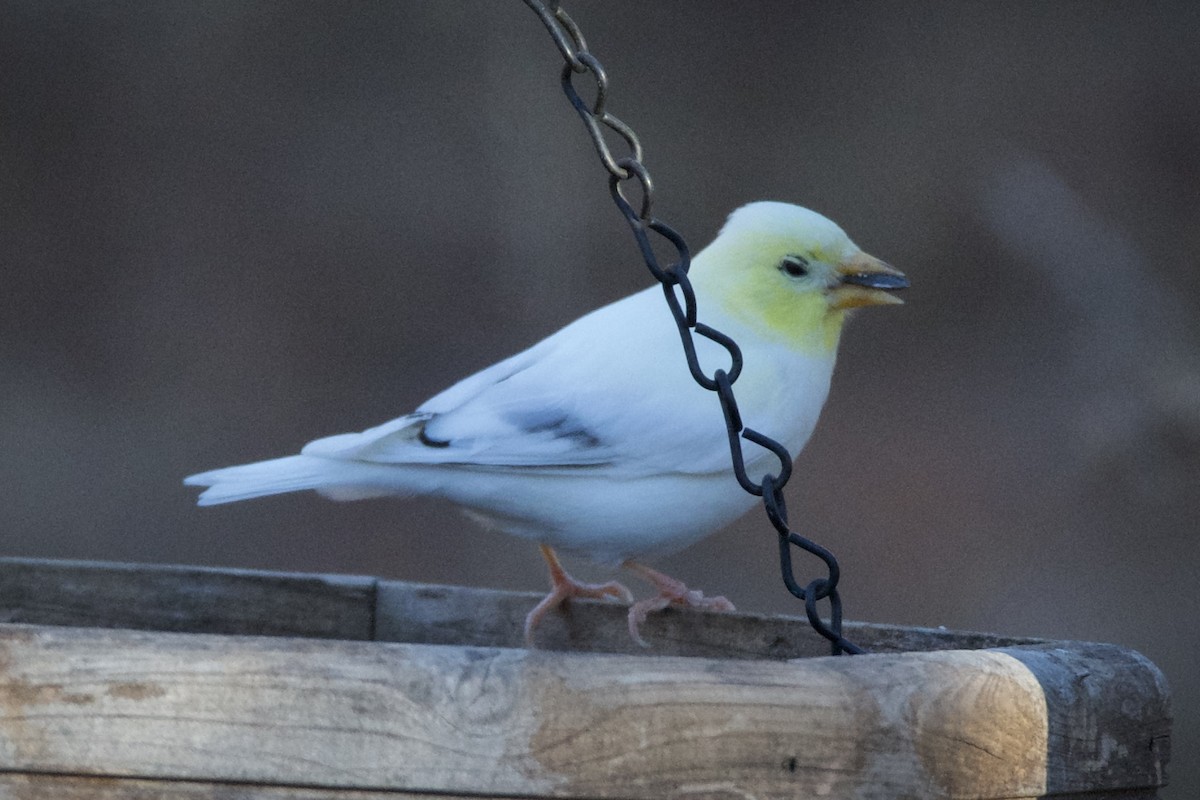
[830,253,909,310]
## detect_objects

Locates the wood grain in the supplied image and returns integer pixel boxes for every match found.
[0,775,1165,800]
[0,624,1169,799]
[0,557,1038,659]
[0,773,458,799]
[0,558,374,641]
[375,578,1042,658]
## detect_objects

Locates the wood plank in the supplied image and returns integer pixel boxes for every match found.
[0,558,374,641]
[374,579,1042,658]
[0,774,1166,800]
[0,773,465,799]
[0,624,1169,799]
[0,558,1042,658]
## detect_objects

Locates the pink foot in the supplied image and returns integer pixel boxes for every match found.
[525,545,634,647]
[624,561,735,647]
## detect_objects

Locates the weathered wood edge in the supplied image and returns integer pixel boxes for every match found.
[0,624,1170,799]
[0,773,1164,800]
[0,557,376,641]
[0,778,1166,800]
[1001,644,1172,796]
[375,579,1044,658]
[0,557,1043,659]
[0,773,463,799]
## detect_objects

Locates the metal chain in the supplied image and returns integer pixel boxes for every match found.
[522,0,863,656]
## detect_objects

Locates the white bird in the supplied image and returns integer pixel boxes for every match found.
[185,202,907,645]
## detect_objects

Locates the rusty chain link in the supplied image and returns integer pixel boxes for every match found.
[522,0,863,656]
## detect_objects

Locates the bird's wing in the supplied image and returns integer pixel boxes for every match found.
[300,343,609,467]
[299,345,545,460]
[301,290,747,476]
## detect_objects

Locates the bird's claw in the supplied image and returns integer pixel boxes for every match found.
[626,585,736,647]
[524,566,635,648]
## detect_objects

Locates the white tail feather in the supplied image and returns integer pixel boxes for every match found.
[185,455,364,506]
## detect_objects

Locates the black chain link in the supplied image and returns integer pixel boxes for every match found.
[522,0,863,656]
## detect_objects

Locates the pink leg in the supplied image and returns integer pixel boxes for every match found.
[623,561,735,647]
[524,545,634,647]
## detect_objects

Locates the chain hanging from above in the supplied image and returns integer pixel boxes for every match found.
[522,0,863,656]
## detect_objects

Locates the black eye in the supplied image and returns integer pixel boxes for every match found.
[780,255,809,278]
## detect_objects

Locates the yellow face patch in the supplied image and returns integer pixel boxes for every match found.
[691,232,848,355]
[721,278,845,353]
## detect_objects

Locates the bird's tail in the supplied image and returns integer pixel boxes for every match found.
[184,455,388,506]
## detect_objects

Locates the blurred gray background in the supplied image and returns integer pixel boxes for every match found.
[3,1,1197,794]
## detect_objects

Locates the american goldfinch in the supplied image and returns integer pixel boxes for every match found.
[185,202,907,645]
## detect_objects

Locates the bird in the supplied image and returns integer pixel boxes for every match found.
[184,201,908,647]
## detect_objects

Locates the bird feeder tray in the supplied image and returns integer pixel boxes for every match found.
[0,557,1169,799]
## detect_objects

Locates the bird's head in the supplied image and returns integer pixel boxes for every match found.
[690,201,908,354]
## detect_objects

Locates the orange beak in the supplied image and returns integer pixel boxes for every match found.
[829,252,909,310]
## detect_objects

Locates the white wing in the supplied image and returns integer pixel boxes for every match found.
[300,287,772,476]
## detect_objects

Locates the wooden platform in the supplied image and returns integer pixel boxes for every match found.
[0,558,1171,799]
